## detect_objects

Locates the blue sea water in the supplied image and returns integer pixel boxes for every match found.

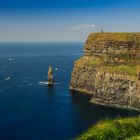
[0,42,139,140]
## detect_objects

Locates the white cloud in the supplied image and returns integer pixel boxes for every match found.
[66,24,96,30]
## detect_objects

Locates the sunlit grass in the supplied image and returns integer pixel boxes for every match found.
[76,117,140,140]
[99,65,140,78]
[75,57,140,78]
[87,33,140,43]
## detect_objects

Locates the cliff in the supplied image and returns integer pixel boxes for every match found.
[70,33,140,110]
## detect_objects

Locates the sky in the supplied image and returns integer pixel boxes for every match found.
[0,0,140,42]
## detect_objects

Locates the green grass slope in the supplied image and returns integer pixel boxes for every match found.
[126,135,140,140]
[76,117,140,140]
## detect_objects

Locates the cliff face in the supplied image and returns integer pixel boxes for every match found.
[70,33,140,110]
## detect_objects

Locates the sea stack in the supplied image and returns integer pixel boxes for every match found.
[47,66,54,85]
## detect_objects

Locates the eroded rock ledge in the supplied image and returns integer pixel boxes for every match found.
[70,33,140,110]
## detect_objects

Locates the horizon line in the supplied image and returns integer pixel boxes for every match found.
[0,41,84,43]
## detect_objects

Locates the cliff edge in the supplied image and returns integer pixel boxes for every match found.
[70,33,140,110]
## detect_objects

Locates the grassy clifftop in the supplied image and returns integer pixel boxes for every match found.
[76,117,140,140]
[86,33,140,42]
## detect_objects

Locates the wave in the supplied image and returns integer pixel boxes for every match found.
[38,81,59,85]
[4,77,11,81]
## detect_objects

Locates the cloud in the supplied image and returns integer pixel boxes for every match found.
[66,24,96,30]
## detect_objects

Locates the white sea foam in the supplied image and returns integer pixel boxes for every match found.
[38,81,59,85]
[4,77,11,81]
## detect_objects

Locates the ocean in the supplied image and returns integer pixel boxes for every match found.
[0,42,139,140]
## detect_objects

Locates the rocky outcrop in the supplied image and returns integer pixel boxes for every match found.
[47,66,54,85]
[70,33,140,110]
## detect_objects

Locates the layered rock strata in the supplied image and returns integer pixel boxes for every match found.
[70,33,140,110]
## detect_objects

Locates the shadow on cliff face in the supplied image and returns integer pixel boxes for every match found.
[69,90,139,129]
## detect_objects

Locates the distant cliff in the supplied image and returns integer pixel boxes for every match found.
[70,33,140,110]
